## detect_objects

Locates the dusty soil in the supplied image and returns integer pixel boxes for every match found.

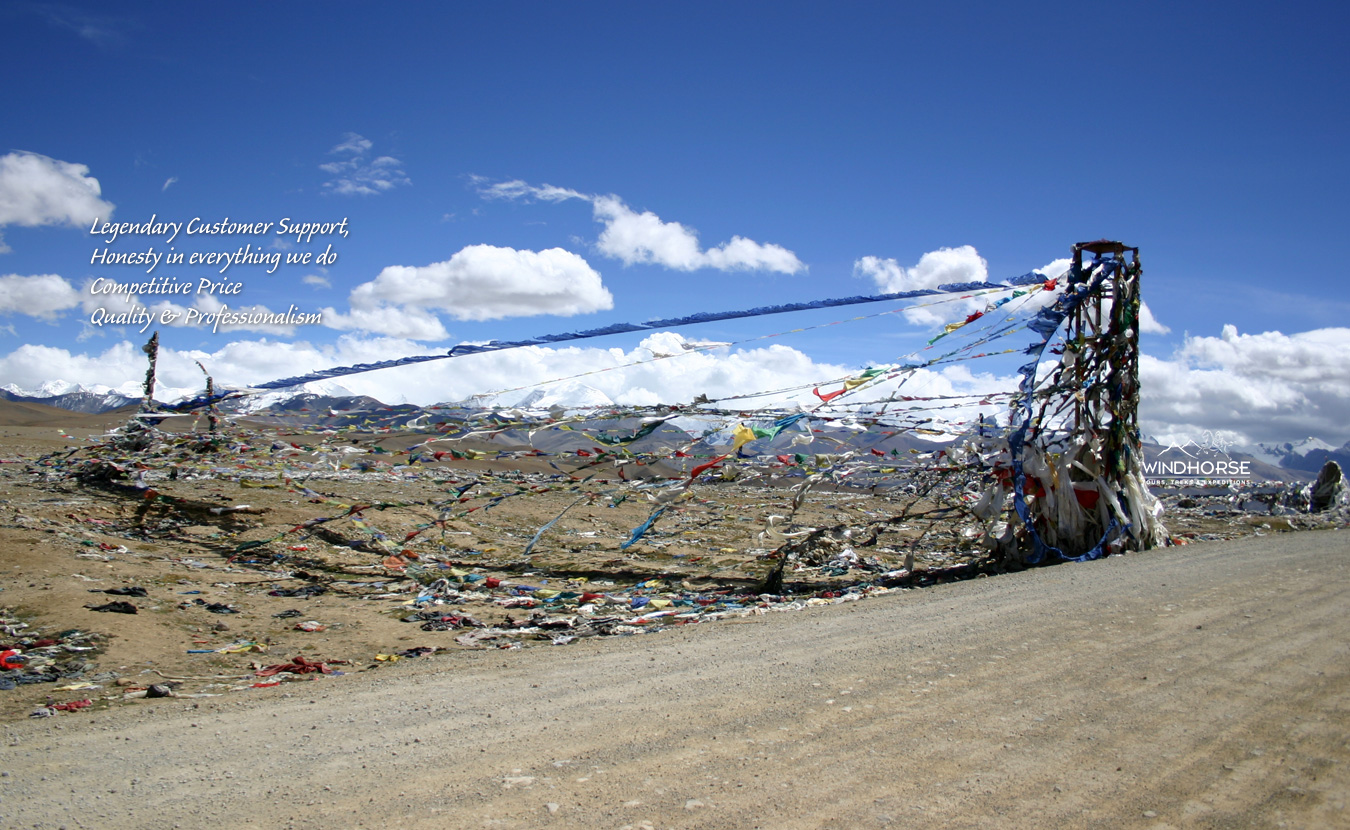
[0,528,1345,829]
[0,406,1295,716]
[0,404,1346,827]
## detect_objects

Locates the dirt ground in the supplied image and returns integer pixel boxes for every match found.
[0,404,1346,827]
[0,405,1297,717]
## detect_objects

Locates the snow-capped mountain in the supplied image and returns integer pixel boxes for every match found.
[0,382,142,414]
[516,383,615,412]
[459,382,616,413]
[3,380,140,399]
[1236,434,1344,466]
[1247,437,1350,473]
[222,380,363,414]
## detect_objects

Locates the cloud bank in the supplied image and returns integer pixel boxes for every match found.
[7,319,1348,447]
[0,333,859,410]
[1141,325,1350,446]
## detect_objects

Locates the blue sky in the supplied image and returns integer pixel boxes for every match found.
[1,2,1347,447]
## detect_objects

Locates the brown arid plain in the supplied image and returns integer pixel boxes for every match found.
[0,400,1346,829]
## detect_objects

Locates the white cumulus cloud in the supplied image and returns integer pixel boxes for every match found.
[856,245,990,293]
[478,179,805,274]
[1139,302,1170,335]
[854,246,993,326]
[0,273,82,320]
[0,152,115,253]
[321,304,450,341]
[591,195,804,273]
[326,244,613,338]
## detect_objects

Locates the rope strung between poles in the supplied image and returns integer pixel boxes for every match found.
[246,273,1053,392]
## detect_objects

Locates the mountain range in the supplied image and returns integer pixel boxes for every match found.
[4,381,1346,479]
[1246,437,1350,473]
[0,381,141,414]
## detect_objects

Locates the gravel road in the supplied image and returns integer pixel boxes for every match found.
[3,529,1347,829]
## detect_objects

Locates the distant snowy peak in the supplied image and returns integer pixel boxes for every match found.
[35,379,82,397]
[226,381,362,414]
[286,379,357,399]
[4,379,169,398]
[6,380,97,398]
[1254,437,1338,460]
[459,382,616,413]
[1288,437,1338,455]
[1248,437,1350,473]
[0,378,331,414]
[516,383,615,411]
[0,381,142,414]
